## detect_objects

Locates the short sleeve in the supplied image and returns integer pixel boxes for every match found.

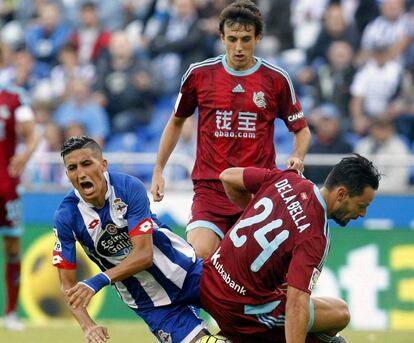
[277,75,308,132]
[52,210,77,269]
[287,235,328,294]
[124,177,154,237]
[243,167,270,194]
[174,69,198,118]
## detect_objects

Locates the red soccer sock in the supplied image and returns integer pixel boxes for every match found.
[5,260,21,314]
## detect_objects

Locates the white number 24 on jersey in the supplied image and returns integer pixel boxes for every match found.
[229,197,289,272]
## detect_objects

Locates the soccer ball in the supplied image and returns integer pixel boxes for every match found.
[195,335,233,343]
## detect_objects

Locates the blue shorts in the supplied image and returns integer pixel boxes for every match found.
[132,258,207,343]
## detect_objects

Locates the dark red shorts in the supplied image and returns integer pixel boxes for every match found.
[0,186,22,237]
[186,180,243,238]
[200,279,287,342]
[200,269,315,343]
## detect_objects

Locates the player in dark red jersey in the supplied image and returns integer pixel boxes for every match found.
[200,154,381,343]
[0,84,38,330]
[151,0,311,259]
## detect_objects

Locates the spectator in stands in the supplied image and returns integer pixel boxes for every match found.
[330,0,379,36]
[356,0,411,65]
[291,0,329,50]
[354,116,410,192]
[22,121,65,187]
[350,41,403,135]
[261,0,294,53]
[387,62,414,145]
[306,3,360,67]
[314,40,356,118]
[70,1,111,65]
[0,42,15,84]
[12,48,50,94]
[49,42,95,101]
[54,78,109,146]
[305,103,353,184]
[94,31,158,133]
[297,3,358,90]
[148,0,205,94]
[24,2,72,66]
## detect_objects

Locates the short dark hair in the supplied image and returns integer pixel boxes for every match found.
[324,154,381,196]
[61,136,102,159]
[81,1,97,11]
[219,0,264,37]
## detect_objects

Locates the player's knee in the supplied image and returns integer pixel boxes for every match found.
[336,299,351,330]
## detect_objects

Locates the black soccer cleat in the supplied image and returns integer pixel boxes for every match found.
[332,334,348,343]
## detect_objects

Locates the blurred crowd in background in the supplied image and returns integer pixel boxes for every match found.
[1,0,413,191]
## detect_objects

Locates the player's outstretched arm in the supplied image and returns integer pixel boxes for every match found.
[58,269,110,343]
[287,126,311,172]
[151,113,187,201]
[219,167,252,209]
[285,285,310,343]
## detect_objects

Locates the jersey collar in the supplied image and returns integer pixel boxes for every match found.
[222,54,262,76]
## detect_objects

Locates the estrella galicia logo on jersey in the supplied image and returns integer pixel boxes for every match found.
[113,198,128,217]
[253,91,266,108]
[308,267,321,291]
[96,224,132,257]
[158,330,172,343]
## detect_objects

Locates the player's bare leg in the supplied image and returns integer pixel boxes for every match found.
[187,228,221,260]
[307,297,350,342]
[3,236,24,331]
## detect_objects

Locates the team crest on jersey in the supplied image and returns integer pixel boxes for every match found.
[106,223,118,234]
[157,330,172,343]
[113,198,127,217]
[253,91,266,108]
[308,267,321,291]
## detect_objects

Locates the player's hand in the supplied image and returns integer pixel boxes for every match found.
[66,282,95,309]
[151,170,165,202]
[85,325,110,343]
[287,156,304,172]
[8,152,29,177]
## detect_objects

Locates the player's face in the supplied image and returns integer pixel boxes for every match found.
[331,186,375,226]
[64,148,108,208]
[221,23,261,71]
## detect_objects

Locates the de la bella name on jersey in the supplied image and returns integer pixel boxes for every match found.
[275,178,310,233]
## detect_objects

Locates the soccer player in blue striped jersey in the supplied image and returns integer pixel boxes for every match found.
[52,136,208,343]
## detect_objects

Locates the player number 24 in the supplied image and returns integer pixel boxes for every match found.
[230,197,289,272]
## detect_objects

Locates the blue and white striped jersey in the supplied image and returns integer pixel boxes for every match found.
[52,171,197,309]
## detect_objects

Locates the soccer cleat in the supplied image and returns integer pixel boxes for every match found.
[331,334,347,343]
[4,312,25,331]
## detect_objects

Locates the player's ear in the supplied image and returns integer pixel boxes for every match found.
[101,159,108,172]
[336,186,348,202]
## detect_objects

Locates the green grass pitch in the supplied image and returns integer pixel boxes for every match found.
[0,320,413,343]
